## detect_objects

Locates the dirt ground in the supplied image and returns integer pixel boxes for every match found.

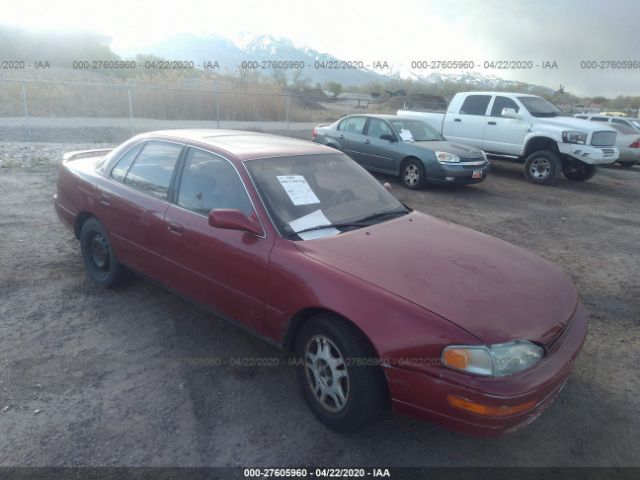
[0,145,638,467]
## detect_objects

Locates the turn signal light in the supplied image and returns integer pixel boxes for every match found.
[442,348,470,369]
[446,394,536,417]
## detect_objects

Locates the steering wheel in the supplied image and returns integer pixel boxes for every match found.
[323,188,356,210]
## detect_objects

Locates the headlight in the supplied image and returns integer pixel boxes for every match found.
[442,340,544,377]
[435,151,460,163]
[562,131,587,144]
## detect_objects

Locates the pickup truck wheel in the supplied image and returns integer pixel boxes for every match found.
[563,163,597,181]
[401,158,426,189]
[618,161,635,168]
[295,314,388,432]
[523,150,562,184]
[80,218,121,288]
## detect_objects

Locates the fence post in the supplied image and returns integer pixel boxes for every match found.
[21,84,31,141]
[286,95,290,132]
[216,93,220,129]
[127,88,134,136]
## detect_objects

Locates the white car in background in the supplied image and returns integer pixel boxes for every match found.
[608,123,640,167]
[574,113,640,134]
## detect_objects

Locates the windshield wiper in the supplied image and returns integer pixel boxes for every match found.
[285,209,409,239]
[353,209,409,225]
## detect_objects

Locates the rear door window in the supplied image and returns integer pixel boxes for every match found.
[459,95,491,116]
[342,117,367,134]
[123,141,183,200]
[111,142,144,182]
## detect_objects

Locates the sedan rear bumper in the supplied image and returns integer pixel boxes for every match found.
[385,303,588,436]
[617,147,640,163]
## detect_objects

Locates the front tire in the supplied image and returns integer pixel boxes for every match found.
[563,162,597,181]
[295,314,388,432]
[401,158,426,189]
[80,217,121,288]
[523,150,562,184]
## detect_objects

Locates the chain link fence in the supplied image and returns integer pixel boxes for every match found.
[0,79,390,143]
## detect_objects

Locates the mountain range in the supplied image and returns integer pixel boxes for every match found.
[115,33,554,93]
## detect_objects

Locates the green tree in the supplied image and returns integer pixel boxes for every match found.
[326,81,343,98]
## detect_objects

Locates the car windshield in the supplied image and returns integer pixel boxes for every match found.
[389,119,444,141]
[245,154,409,240]
[518,96,562,117]
[630,119,640,130]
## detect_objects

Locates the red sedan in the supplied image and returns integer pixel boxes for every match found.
[54,130,587,435]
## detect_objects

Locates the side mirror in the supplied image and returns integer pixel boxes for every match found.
[380,134,396,142]
[501,107,520,119]
[208,209,263,236]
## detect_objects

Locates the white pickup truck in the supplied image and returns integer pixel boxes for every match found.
[398,92,619,184]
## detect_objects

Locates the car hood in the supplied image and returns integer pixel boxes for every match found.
[539,116,616,132]
[411,140,485,158]
[295,212,578,345]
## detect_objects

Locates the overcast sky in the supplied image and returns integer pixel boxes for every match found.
[3,0,639,96]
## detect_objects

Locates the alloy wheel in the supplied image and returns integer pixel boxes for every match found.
[529,157,551,180]
[304,335,350,413]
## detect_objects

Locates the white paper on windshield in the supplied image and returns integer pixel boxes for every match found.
[399,129,414,142]
[289,209,340,240]
[277,175,320,206]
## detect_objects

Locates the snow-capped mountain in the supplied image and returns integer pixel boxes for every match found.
[119,33,553,93]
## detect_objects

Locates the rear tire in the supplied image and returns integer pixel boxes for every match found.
[80,217,121,288]
[295,314,388,432]
[523,150,562,184]
[563,163,597,181]
[401,158,426,189]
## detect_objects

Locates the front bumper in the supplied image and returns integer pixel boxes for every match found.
[385,303,588,436]
[558,143,619,165]
[425,160,490,185]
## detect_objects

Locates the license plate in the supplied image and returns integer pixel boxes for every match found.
[472,169,482,179]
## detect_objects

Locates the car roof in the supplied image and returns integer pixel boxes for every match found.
[141,129,337,161]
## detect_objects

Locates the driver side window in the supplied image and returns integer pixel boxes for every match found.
[177,149,254,217]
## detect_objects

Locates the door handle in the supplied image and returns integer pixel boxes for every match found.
[454,118,462,122]
[167,221,184,234]
[488,121,497,125]
[363,139,370,144]
[339,134,344,139]
[99,192,111,206]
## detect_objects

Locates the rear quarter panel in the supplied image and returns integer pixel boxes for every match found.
[55,158,102,234]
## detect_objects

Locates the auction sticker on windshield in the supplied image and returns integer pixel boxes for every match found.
[289,209,340,240]
[277,175,320,205]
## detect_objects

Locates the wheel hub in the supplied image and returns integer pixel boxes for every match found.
[404,165,419,185]
[530,158,550,179]
[90,234,109,270]
[304,335,349,413]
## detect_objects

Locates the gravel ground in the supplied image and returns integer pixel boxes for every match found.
[0,141,639,467]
